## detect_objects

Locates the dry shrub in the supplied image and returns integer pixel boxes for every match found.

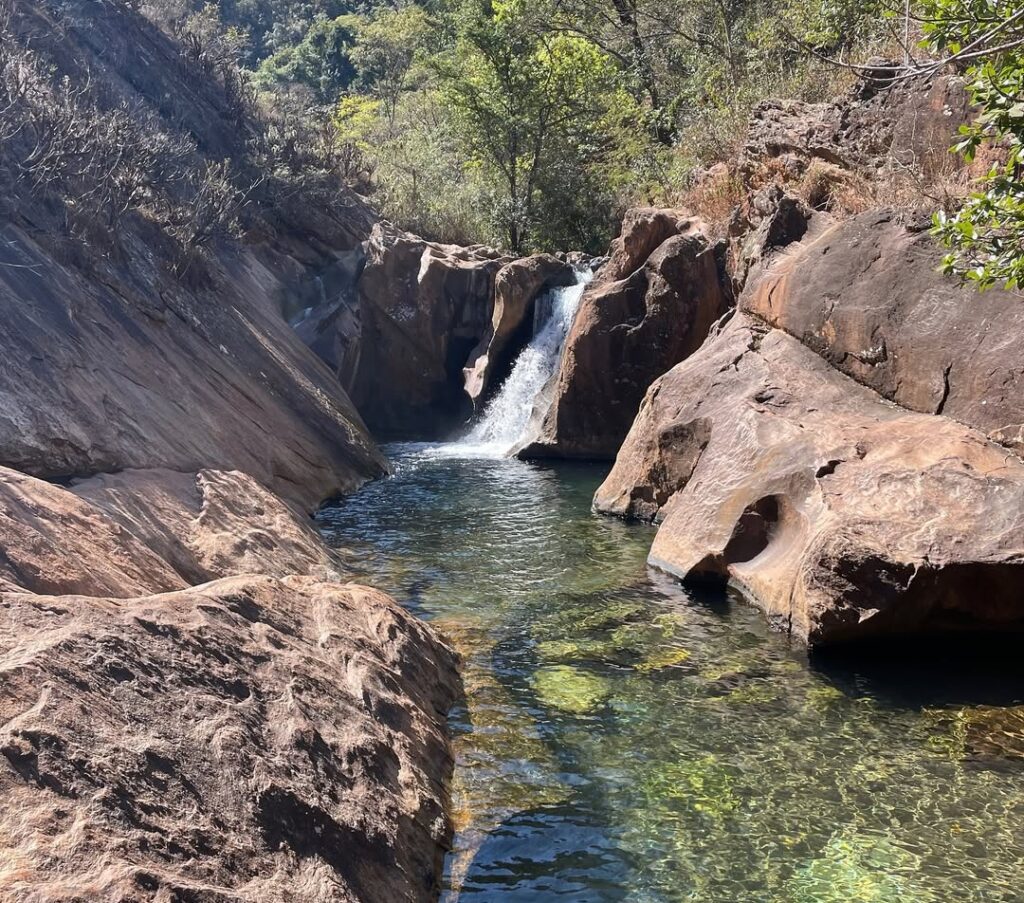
[675,164,748,237]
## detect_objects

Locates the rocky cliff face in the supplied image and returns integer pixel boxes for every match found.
[1,0,386,507]
[0,3,461,900]
[295,224,581,439]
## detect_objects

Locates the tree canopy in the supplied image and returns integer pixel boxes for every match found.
[139,0,1024,276]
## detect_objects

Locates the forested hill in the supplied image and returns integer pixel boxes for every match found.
[138,0,892,253]
[137,0,1021,293]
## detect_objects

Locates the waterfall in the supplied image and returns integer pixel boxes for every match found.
[448,271,590,458]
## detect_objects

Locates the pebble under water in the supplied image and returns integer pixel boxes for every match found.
[317,444,1024,903]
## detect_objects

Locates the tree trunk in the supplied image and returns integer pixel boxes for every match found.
[609,0,672,144]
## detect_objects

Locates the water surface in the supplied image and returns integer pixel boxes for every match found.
[318,444,1024,902]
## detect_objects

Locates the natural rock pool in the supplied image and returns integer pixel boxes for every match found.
[318,444,1024,902]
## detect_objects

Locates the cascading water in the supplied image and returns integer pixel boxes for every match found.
[450,270,591,457]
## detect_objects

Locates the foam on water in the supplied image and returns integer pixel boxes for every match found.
[434,271,591,459]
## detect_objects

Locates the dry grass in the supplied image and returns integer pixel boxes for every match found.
[676,137,980,239]
[675,165,748,237]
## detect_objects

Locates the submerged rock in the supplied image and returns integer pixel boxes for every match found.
[596,312,1024,646]
[0,575,459,903]
[519,209,731,460]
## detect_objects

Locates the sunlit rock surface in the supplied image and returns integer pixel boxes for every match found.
[741,210,1024,454]
[0,1,385,508]
[74,468,348,586]
[0,575,459,903]
[596,312,1024,645]
[0,467,186,597]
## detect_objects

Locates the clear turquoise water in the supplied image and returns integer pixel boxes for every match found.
[317,444,1024,903]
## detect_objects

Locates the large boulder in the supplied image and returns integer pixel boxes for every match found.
[0,575,459,903]
[596,312,1024,646]
[741,210,1024,453]
[463,254,577,408]
[519,210,731,460]
[334,224,507,437]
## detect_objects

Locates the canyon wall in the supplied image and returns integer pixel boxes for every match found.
[0,3,460,900]
[588,71,1024,646]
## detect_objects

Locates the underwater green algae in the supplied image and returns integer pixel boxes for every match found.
[319,445,1024,903]
[532,665,612,714]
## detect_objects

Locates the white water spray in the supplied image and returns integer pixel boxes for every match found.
[442,271,590,458]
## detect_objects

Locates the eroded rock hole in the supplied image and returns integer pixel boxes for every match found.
[724,495,781,564]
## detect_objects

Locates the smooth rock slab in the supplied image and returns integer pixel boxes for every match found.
[596,313,1024,645]
[741,210,1024,454]
[0,575,459,902]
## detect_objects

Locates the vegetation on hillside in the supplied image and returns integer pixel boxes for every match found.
[16,0,1018,271]
[140,0,900,253]
[926,0,1024,290]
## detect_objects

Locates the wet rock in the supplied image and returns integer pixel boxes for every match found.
[741,211,1024,455]
[518,211,731,460]
[463,254,577,408]
[0,575,460,902]
[595,313,1024,646]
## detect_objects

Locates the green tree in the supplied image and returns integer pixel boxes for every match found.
[253,15,360,102]
[352,6,434,125]
[441,0,639,252]
[926,0,1024,290]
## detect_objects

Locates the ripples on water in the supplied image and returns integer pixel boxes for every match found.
[317,444,1024,903]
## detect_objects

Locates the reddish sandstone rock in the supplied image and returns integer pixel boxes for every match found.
[0,466,186,597]
[340,224,508,437]
[0,575,459,903]
[519,212,730,460]
[74,468,347,586]
[0,2,385,509]
[596,313,1024,646]
[741,70,973,180]
[741,210,1024,454]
